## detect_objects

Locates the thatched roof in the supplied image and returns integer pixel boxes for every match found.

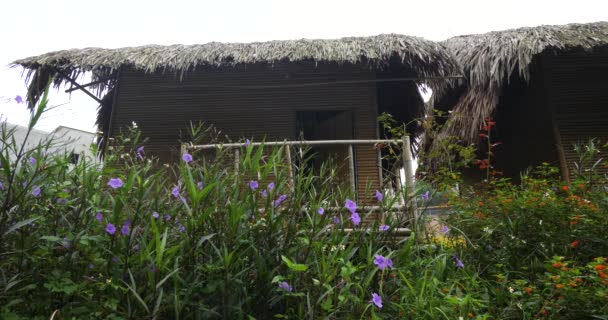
[13,34,459,105]
[435,21,608,143]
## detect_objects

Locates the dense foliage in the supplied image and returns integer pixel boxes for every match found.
[1,92,606,319]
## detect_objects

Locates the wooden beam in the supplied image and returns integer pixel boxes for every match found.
[55,69,104,105]
[65,79,110,93]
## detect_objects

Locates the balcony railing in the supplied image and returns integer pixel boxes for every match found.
[183,137,418,228]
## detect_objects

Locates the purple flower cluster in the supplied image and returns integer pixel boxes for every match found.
[378,224,390,232]
[136,146,144,160]
[182,153,193,163]
[108,178,123,189]
[273,194,287,207]
[344,199,361,226]
[278,281,292,292]
[373,255,393,270]
[121,220,131,236]
[452,254,465,269]
[374,190,383,202]
[249,180,258,190]
[370,293,382,308]
[31,186,41,197]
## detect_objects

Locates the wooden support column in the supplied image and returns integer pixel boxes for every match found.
[285,143,295,192]
[348,144,356,196]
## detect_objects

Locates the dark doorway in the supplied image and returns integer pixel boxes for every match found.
[296,110,355,187]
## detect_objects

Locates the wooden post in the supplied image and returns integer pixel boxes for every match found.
[348,144,356,196]
[285,143,295,192]
[233,148,240,172]
[377,148,383,189]
[401,136,418,233]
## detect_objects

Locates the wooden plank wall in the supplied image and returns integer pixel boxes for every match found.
[542,50,608,180]
[111,62,380,201]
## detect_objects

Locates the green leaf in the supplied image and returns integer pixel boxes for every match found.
[4,217,41,236]
[281,255,308,272]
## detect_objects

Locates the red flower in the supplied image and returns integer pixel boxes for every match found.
[561,185,569,192]
[595,265,606,271]
[570,240,579,248]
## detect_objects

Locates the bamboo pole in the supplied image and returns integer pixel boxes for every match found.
[190,139,404,150]
[285,143,295,192]
[348,144,356,196]
[233,148,240,172]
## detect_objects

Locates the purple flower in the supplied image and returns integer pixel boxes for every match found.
[105,223,116,235]
[172,186,180,198]
[177,223,186,233]
[152,211,159,219]
[379,224,390,231]
[164,214,171,221]
[29,156,36,165]
[0,181,3,190]
[245,139,251,147]
[56,197,67,204]
[373,255,393,270]
[273,194,287,207]
[133,244,140,251]
[440,225,450,234]
[136,146,144,160]
[182,153,193,163]
[371,293,383,308]
[261,190,268,198]
[332,216,340,224]
[267,182,275,192]
[15,95,24,104]
[317,207,325,215]
[31,186,41,197]
[249,180,258,190]
[350,212,361,226]
[197,181,204,190]
[421,191,430,201]
[452,254,465,269]
[61,237,71,249]
[278,281,292,292]
[121,222,130,235]
[345,198,357,214]
[95,212,103,222]
[107,178,123,189]
[374,190,383,202]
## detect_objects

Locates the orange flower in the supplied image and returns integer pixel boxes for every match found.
[467,312,474,318]
[599,272,607,279]
[571,240,579,248]
[551,275,560,282]
[556,283,565,289]
[552,262,563,268]
[524,287,533,294]
[561,185,569,192]
[595,265,606,271]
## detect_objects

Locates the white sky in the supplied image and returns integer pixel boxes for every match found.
[0,0,606,132]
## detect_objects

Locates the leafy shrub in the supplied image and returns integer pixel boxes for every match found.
[0,89,483,319]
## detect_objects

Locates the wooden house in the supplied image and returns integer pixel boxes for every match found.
[14,34,458,201]
[431,22,608,181]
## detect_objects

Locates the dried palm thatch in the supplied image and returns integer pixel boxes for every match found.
[436,21,608,144]
[13,33,459,107]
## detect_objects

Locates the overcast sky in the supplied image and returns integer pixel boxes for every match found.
[0,0,606,132]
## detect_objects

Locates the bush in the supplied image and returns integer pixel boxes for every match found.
[0,90,483,319]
